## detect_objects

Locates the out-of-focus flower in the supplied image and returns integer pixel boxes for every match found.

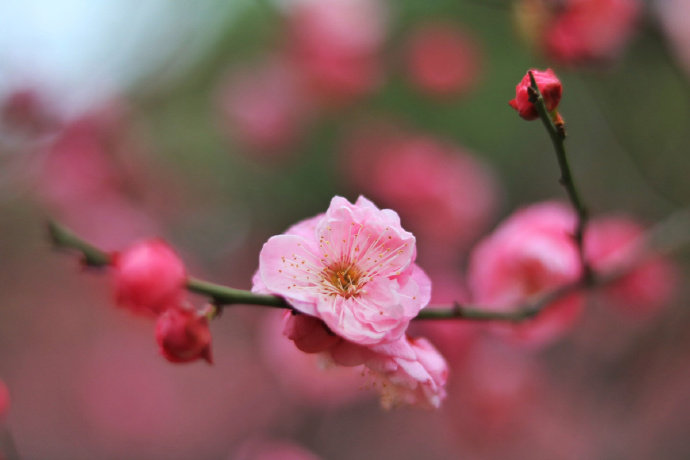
[404,22,482,98]
[216,58,311,155]
[253,195,431,346]
[656,0,690,78]
[0,379,9,420]
[0,88,57,137]
[509,68,562,120]
[112,239,187,316]
[514,0,640,66]
[155,306,213,364]
[468,202,584,345]
[285,0,387,105]
[259,312,368,408]
[34,101,160,248]
[586,216,677,315]
[343,126,498,252]
[232,437,322,460]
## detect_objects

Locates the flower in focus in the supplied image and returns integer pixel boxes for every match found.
[509,68,562,120]
[342,126,498,253]
[112,239,187,316]
[253,196,431,346]
[404,22,482,98]
[586,216,677,315]
[155,306,213,364]
[282,313,448,409]
[284,0,387,105]
[216,58,312,156]
[514,0,640,66]
[468,202,584,345]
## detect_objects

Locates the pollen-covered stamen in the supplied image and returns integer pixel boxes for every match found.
[321,262,366,298]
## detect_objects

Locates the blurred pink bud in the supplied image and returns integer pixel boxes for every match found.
[343,127,498,251]
[217,59,311,155]
[509,68,562,120]
[586,216,677,315]
[545,0,640,65]
[0,379,9,420]
[286,0,387,104]
[405,22,482,98]
[155,306,213,364]
[468,202,584,345]
[112,239,187,316]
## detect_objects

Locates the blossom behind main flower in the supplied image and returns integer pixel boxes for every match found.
[253,196,431,346]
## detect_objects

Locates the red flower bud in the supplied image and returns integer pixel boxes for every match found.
[509,68,562,120]
[112,239,186,316]
[155,307,213,364]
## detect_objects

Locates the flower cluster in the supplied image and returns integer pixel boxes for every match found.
[253,196,448,408]
[112,240,212,364]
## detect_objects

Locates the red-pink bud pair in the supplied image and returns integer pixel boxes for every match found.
[111,240,212,364]
[509,68,562,120]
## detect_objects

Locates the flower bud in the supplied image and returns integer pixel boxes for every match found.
[155,307,213,364]
[112,239,186,316]
[509,68,562,120]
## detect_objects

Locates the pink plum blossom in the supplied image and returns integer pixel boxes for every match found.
[284,0,387,105]
[280,313,448,409]
[112,239,187,316]
[342,126,498,252]
[253,196,431,346]
[514,0,640,66]
[216,58,312,156]
[585,216,677,315]
[468,202,584,345]
[404,22,482,98]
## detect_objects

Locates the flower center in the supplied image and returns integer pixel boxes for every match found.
[323,262,364,298]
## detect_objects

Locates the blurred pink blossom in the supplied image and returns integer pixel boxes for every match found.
[656,0,690,78]
[515,0,640,65]
[217,58,312,156]
[285,0,387,105]
[112,239,187,316]
[343,126,498,252]
[404,22,482,98]
[468,202,584,345]
[0,88,58,137]
[253,195,431,346]
[586,216,677,315]
[34,102,160,249]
